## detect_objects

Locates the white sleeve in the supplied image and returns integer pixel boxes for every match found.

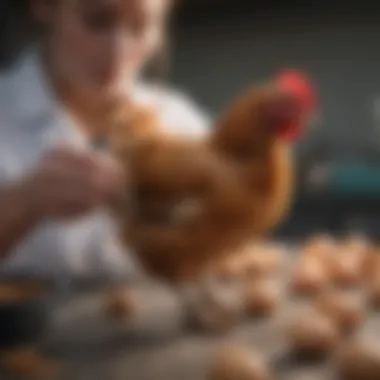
[159,90,211,136]
[83,212,143,282]
[134,83,212,137]
[2,212,142,281]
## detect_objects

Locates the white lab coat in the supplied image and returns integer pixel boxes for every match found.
[0,49,210,281]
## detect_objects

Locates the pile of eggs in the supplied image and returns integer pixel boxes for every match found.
[204,234,380,380]
[105,233,380,380]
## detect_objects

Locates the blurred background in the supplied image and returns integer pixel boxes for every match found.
[2,1,380,240]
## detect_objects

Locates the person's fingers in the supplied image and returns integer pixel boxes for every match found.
[43,184,103,217]
[96,154,126,196]
[46,146,100,174]
[39,162,94,195]
[54,151,124,197]
[44,145,82,162]
[50,198,97,220]
[98,154,125,180]
[38,149,127,214]
[46,146,122,178]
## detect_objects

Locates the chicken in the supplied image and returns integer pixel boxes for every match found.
[109,70,316,282]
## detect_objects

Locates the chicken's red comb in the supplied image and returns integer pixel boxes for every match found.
[275,69,317,112]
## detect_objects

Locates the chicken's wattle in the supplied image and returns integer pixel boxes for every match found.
[275,122,302,141]
[260,93,304,141]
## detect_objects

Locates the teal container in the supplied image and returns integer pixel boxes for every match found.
[327,162,380,197]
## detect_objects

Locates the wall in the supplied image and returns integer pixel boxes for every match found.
[2,4,380,159]
[171,8,380,159]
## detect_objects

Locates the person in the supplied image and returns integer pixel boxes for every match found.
[0,0,210,281]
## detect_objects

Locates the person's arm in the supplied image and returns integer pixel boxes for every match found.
[0,146,124,262]
[0,179,40,258]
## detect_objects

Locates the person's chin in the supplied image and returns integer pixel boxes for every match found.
[80,80,114,99]
[80,73,126,101]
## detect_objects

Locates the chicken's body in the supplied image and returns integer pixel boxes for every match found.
[110,76,314,281]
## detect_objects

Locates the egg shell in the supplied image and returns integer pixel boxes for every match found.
[105,287,136,321]
[315,291,365,335]
[185,283,242,334]
[335,340,380,380]
[363,251,380,282]
[215,258,246,282]
[286,309,340,357]
[328,255,363,288]
[367,277,380,308]
[209,345,273,380]
[301,234,336,258]
[0,348,59,377]
[244,279,280,318]
[290,258,330,297]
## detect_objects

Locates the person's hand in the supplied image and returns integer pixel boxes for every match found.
[23,146,125,220]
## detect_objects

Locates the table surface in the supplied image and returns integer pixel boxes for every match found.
[2,249,379,380]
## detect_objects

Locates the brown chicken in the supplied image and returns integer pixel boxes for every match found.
[110,70,316,282]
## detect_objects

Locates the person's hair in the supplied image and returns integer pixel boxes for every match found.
[0,0,172,81]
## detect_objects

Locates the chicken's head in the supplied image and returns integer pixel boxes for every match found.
[212,70,317,158]
[260,69,317,141]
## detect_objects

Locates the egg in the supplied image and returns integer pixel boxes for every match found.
[209,345,273,380]
[315,291,365,335]
[256,244,283,272]
[105,287,136,321]
[190,304,239,333]
[286,309,340,357]
[344,233,371,257]
[363,251,380,283]
[245,256,272,278]
[367,277,380,308]
[0,281,48,302]
[237,243,282,279]
[0,349,59,377]
[290,258,330,297]
[215,258,245,282]
[186,283,242,333]
[335,339,380,380]
[328,255,363,288]
[244,279,280,317]
[301,234,336,259]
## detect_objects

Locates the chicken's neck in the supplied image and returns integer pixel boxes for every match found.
[209,124,278,162]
